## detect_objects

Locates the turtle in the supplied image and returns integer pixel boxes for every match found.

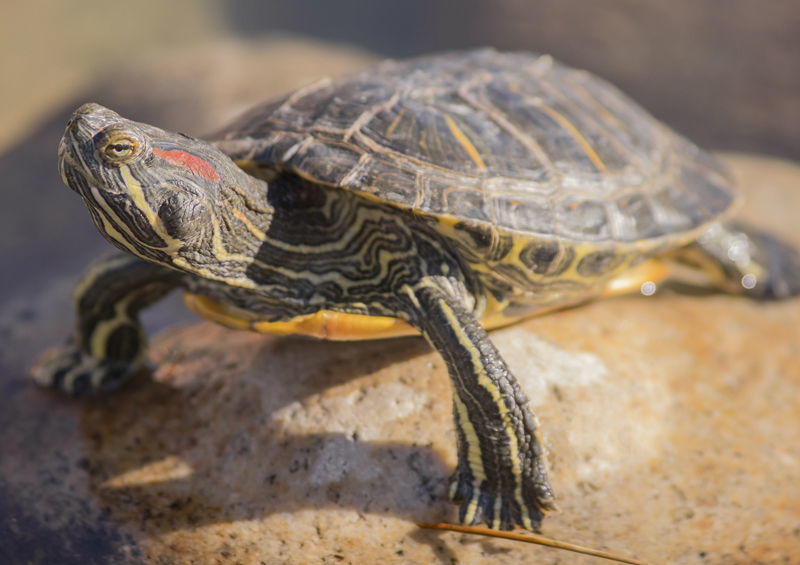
[33,48,800,533]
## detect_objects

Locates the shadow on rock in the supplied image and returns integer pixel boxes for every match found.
[76,326,455,535]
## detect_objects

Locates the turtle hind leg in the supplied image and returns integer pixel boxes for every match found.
[674,221,800,301]
[31,253,183,396]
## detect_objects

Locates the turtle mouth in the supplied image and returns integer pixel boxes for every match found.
[58,138,92,197]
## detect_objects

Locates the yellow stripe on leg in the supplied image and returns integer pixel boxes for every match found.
[452,393,486,526]
[435,296,529,529]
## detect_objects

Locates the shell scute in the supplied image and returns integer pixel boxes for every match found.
[340,154,419,204]
[556,198,611,241]
[614,193,664,240]
[285,139,363,185]
[445,189,492,223]
[493,195,554,234]
[216,49,736,244]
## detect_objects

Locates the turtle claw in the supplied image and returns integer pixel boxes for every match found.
[30,344,143,396]
[449,467,555,532]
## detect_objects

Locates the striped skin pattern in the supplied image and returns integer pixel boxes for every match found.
[407,282,554,530]
[31,254,182,394]
[40,51,800,533]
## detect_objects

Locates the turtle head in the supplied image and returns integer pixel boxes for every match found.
[59,103,270,276]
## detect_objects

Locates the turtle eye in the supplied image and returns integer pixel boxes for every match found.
[101,135,139,163]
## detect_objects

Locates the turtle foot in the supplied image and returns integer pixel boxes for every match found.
[739,227,800,300]
[692,222,800,300]
[449,467,556,532]
[30,344,143,396]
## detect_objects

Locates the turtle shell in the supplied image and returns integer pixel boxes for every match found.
[214,49,735,243]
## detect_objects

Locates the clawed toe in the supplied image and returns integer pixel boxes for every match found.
[30,346,142,396]
[450,469,554,531]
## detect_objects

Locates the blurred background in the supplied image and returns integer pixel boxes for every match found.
[5,0,800,154]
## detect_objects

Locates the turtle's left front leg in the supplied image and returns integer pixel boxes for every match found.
[401,281,556,531]
[31,253,183,395]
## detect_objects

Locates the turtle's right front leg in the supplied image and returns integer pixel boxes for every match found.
[31,253,183,395]
[402,281,556,531]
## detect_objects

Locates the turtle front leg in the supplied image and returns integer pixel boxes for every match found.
[31,253,182,395]
[675,221,800,300]
[402,281,556,531]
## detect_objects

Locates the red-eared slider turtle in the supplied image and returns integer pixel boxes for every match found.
[34,49,800,532]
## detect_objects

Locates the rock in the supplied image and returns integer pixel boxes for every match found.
[2,38,799,563]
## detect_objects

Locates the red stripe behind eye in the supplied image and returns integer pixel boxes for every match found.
[153,148,221,182]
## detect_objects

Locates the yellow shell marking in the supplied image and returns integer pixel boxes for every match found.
[443,115,487,172]
[536,104,606,172]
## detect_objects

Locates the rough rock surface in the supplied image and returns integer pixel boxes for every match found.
[1,39,799,564]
